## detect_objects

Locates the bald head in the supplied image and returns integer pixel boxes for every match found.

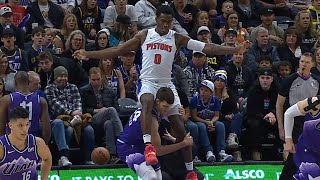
[28,71,40,92]
[14,71,29,87]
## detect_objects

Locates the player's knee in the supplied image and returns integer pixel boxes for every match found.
[140,94,154,108]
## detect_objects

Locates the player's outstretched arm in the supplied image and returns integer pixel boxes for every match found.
[175,33,249,56]
[150,118,193,156]
[73,30,145,60]
[0,95,10,136]
[36,137,52,180]
[40,98,51,144]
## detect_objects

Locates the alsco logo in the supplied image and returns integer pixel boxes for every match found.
[224,169,265,179]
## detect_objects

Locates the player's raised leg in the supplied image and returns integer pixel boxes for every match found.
[140,91,158,165]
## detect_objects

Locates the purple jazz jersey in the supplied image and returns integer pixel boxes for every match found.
[294,119,320,179]
[116,108,161,171]
[8,92,41,136]
[304,111,320,121]
[0,134,39,180]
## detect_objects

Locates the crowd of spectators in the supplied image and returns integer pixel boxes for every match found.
[0,0,318,166]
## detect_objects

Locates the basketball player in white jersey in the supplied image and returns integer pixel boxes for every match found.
[74,5,248,179]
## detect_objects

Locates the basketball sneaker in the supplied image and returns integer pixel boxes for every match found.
[186,170,198,180]
[144,144,158,165]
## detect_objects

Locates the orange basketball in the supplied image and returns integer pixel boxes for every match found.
[91,147,110,165]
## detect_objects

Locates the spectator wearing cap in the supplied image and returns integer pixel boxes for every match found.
[0,7,24,49]
[170,0,199,34]
[134,0,188,35]
[233,0,264,29]
[225,52,253,106]
[183,50,215,97]
[190,79,233,162]
[246,67,279,160]
[245,26,280,71]
[190,11,218,42]
[0,27,28,71]
[73,0,103,41]
[213,70,243,161]
[118,51,141,101]
[0,0,26,27]
[44,66,95,165]
[221,29,238,62]
[195,26,225,70]
[249,7,284,45]
[217,11,249,44]
[257,0,294,18]
[103,0,138,32]
[25,0,64,34]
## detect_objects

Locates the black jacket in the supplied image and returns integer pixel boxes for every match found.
[26,1,64,34]
[234,0,263,28]
[276,44,309,71]
[225,62,254,100]
[247,79,278,120]
[80,84,119,115]
[39,55,88,90]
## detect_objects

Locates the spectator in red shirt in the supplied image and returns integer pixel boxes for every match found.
[0,0,26,27]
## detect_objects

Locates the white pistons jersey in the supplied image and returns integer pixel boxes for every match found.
[140,28,177,82]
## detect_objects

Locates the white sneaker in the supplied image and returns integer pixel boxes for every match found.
[70,115,81,126]
[206,151,216,163]
[226,133,239,149]
[58,156,72,166]
[219,150,233,162]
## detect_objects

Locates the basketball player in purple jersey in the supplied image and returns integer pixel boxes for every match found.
[0,71,51,144]
[116,87,193,179]
[283,96,320,179]
[0,107,52,180]
[74,5,248,179]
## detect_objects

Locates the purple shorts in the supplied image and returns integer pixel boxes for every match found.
[116,141,160,172]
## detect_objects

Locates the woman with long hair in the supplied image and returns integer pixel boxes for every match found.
[170,0,199,33]
[53,13,79,54]
[99,58,125,98]
[212,70,243,162]
[277,26,308,71]
[293,10,317,50]
[73,0,103,41]
[217,11,249,44]
[0,52,15,93]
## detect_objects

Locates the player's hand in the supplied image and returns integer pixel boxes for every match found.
[279,127,285,141]
[237,41,250,54]
[284,138,295,153]
[162,129,176,143]
[73,49,88,61]
[183,133,193,146]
